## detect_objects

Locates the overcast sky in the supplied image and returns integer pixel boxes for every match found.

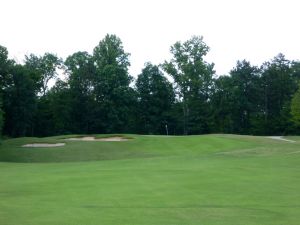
[1,0,299,76]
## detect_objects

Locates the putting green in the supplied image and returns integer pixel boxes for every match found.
[0,134,299,225]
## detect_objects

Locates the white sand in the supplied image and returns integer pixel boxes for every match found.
[96,137,129,141]
[267,136,296,143]
[67,136,96,141]
[22,143,66,147]
[66,136,129,141]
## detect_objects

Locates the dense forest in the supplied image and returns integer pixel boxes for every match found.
[0,34,300,137]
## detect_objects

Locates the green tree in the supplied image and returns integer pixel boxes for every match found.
[0,45,10,136]
[211,75,235,133]
[229,60,261,134]
[92,34,136,133]
[136,63,174,134]
[0,98,3,136]
[163,36,214,134]
[3,65,37,137]
[25,53,61,96]
[291,61,300,80]
[291,84,300,128]
[48,79,72,134]
[0,45,12,87]
[261,54,297,134]
[24,53,63,136]
[65,51,95,133]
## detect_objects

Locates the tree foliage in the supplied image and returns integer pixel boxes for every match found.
[291,84,300,127]
[65,51,95,134]
[1,35,300,137]
[136,63,174,134]
[0,97,3,136]
[3,65,37,137]
[260,54,297,134]
[163,36,214,134]
[25,53,61,96]
[0,45,10,136]
[92,34,135,133]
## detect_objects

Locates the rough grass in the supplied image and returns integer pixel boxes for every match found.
[0,134,300,225]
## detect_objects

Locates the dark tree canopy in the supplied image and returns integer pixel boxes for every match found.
[260,54,298,134]
[92,34,135,133]
[3,65,37,137]
[291,84,300,127]
[1,35,300,137]
[25,53,62,96]
[65,51,95,134]
[0,45,10,136]
[163,36,215,134]
[136,63,174,134]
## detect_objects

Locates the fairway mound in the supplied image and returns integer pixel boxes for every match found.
[22,143,65,147]
[66,136,130,142]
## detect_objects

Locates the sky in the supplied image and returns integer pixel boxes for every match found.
[1,0,300,77]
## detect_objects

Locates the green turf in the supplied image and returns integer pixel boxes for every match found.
[0,134,300,225]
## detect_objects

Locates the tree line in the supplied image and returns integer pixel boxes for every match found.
[0,34,300,137]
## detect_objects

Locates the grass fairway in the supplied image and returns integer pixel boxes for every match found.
[0,134,300,225]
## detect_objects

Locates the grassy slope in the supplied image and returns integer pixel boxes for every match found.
[0,134,300,225]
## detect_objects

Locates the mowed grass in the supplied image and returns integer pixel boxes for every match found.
[0,134,300,225]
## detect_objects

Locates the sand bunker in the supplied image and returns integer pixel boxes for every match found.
[267,136,296,143]
[22,143,66,147]
[66,136,129,142]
